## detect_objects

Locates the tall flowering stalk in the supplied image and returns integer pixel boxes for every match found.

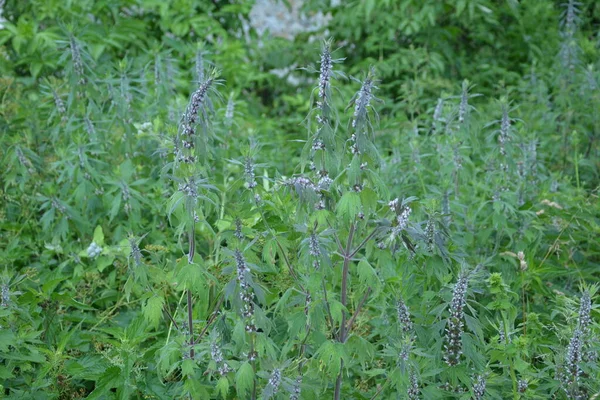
[178,69,220,165]
[444,271,469,366]
[559,0,581,77]
[168,65,221,361]
[307,39,344,183]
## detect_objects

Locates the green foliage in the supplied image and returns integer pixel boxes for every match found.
[1,0,599,399]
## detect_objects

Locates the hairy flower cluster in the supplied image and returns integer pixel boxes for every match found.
[444,273,468,366]
[1,284,9,308]
[235,250,255,330]
[244,157,257,189]
[309,232,320,257]
[426,217,435,252]
[87,242,102,258]
[578,291,591,334]
[15,148,34,174]
[290,374,303,400]
[179,76,215,158]
[211,338,231,376]
[518,379,528,393]
[565,328,583,386]
[285,176,326,210]
[268,368,281,396]
[178,179,198,200]
[69,34,84,83]
[52,89,66,117]
[472,375,486,400]
[407,368,419,399]
[234,218,244,240]
[129,236,142,267]
[396,206,411,231]
[52,197,67,216]
[318,44,332,102]
[352,69,375,129]
[388,198,399,213]
[396,299,413,333]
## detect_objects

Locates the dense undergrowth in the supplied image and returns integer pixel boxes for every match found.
[0,1,599,399]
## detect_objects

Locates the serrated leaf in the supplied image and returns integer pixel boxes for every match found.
[216,376,229,399]
[357,259,380,292]
[336,191,361,223]
[143,296,164,329]
[181,358,196,378]
[235,362,254,396]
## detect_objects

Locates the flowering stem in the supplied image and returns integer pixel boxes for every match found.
[334,221,355,400]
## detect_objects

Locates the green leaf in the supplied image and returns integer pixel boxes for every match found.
[336,191,361,223]
[235,362,254,396]
[143,295,164,329]
[93,225,105,245]
[181,358,196,378]
[216,376,229,399]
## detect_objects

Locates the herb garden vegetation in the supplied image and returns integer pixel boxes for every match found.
[0,0,599,399]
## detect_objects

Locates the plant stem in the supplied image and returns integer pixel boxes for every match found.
[187,223,195,359]
[334,222,355,400]
[187,289,194,359]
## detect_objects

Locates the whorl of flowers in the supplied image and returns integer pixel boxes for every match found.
[577,291,591,334]
[290,374,303,400]
[395,206,411,232]
[426,216,435,252]
[235,250,250,291]
[234,250,255,329]
[268,368,282,396]
[179,72,217,160]
[396,298,413,333]
[1,284,10,308]
[472,375,486,400]
[352,67,376,130]
[518,380,528,393]
[565,328,583,386]
[15,148,34,174]
[52,88,66,117]
[407,368,419,399]
[444,272,469,366]
[128,236,142,267]
[234,218,244,240]
[318,41,333,103]
[389,198,400,213]
[244,157,257,189]
[210,337,231,376]
[309,232,321,257]
[68,34,84,82]
[178,178,199,200]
